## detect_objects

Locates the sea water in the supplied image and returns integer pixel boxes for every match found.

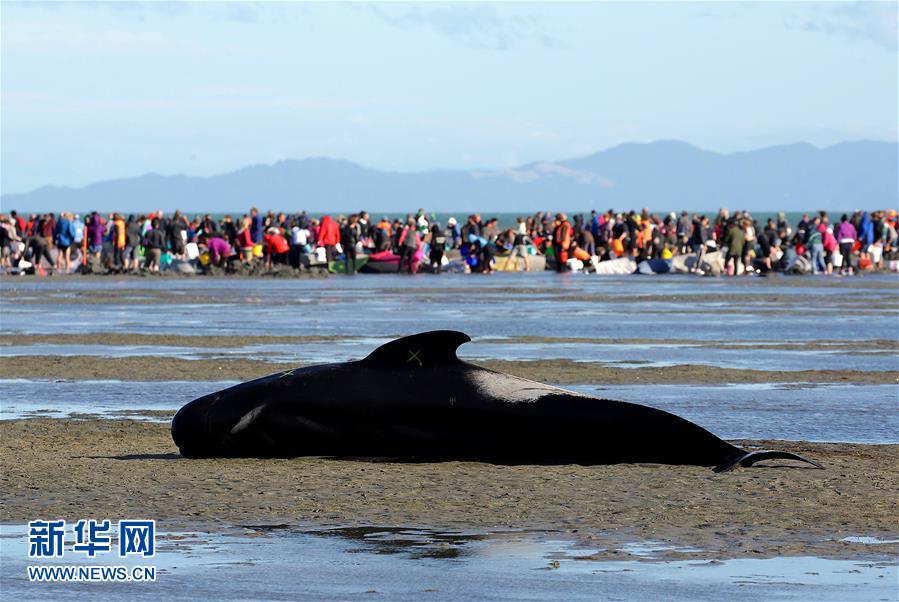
[1,524,895,602]
[1,274,897,444]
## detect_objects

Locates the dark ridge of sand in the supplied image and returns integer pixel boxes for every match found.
[477,336,899,351]
[0,291,312,308]
[3,333,897,353]
[0,355,281,381]
[0,333,359,347]
[477,360,899,386]
[0,292,237,306]
[0,354,896,384]
[1,418,896,561]
[0,263,329,283]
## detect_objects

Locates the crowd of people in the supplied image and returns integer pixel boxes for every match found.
[0,206,896,276]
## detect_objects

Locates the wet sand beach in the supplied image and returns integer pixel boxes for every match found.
[4,332,898,351]
[1,418,896,561]
[1,354,897,384]
[1,273,897,569]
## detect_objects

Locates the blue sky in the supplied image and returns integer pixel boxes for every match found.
[2,1,896,193]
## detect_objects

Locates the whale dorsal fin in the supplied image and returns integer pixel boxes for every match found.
[361,330,471,369]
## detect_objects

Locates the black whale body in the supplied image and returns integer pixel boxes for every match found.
[171,331,822,472]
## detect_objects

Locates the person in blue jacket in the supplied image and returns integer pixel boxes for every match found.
[54,212,76,273]
[250,206,264,244]
[859,212,874,248]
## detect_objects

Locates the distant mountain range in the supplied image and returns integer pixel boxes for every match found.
[3,140,896,213]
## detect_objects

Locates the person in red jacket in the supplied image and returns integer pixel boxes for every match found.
[11,211,25,236]
[236,216,254,262]
[317,215,340,261]
[263,227,290,269]
[39,213,57,247]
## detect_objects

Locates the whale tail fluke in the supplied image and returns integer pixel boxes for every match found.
[714,450,824,473]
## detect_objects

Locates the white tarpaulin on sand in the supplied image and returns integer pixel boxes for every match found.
[671,251,725,276]
[592,257,638,275]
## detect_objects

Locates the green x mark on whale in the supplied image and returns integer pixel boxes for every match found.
[407,349,423,367]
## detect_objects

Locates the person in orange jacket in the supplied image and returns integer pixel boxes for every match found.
[112,213,126,272]
[552,213,572,272]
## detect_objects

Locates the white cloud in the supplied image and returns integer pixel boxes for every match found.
[471,163,615,187]
[533,162,614,186]
[793,2,898,51]
[2,22,217,56]
[2,92,420,115]
[366,4,561,50]
[3,1,282,25]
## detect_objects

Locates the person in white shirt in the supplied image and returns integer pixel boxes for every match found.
[290,219,311,268]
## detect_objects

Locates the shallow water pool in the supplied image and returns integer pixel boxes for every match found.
[1,379,896,444]
[1,524,895,601]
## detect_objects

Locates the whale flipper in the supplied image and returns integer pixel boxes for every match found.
[714,449,824,473]
[230,403,270,435]
[361,330,471,369]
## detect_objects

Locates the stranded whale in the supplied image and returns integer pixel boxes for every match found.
[171,330,822,472]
